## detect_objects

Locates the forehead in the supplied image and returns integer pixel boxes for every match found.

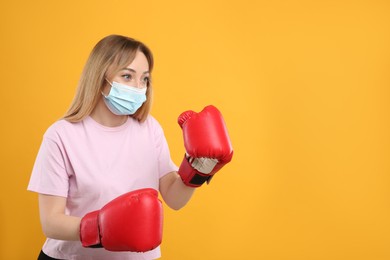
[108,51,149,75]
[126,51,149,70]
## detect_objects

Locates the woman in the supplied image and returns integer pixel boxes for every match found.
[28,34,197,260]
[28,34,232,260]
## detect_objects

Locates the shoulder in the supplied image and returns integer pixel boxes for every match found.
[43,119,81,141]
[143,114,159,125]
[138,115,168,141]
[142,115,163,131]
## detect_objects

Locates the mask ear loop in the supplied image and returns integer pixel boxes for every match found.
[101,78,113,97]
[105,78,113,86]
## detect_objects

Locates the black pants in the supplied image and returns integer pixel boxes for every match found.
[38,250,63,260]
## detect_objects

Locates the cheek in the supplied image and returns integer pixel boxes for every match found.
[102,85,111,96]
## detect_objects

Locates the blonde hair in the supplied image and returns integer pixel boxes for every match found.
[63,35,154,123]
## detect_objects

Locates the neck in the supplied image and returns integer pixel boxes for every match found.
[90,98,128,127]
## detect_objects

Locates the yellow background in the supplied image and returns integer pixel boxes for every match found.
[1,0,389,259]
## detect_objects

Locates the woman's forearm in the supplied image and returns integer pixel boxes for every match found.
[39,194,81,241]
[42,214,81,241]
[160,172,195,210]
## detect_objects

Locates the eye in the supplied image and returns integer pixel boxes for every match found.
[122,74,133,81]
[143,76,150,83]
[142,76,150,86]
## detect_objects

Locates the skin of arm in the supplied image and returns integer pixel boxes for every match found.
[38,171,194,241]
[159,171,195,210]
[38,194,81,241]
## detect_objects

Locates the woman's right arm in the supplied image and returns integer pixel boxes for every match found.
[38,194,81,241]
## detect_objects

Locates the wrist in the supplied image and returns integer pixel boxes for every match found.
[178,154,214,187]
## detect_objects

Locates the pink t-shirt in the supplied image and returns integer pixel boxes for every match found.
[28,115,178,260]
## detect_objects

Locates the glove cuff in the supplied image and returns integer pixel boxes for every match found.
[80,210,102,248]
[178,154,214,187]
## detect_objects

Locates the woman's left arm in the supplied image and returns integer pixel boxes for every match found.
[159,171,195,210]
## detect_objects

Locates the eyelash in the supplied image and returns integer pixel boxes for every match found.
[122,74,132,80]
[121,74,150,83]
[143,77,150,83]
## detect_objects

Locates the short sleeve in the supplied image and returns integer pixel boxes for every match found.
[27,130,70,197]
[153,120,178,178]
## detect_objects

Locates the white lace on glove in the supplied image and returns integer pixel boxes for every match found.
[187,155,219,174]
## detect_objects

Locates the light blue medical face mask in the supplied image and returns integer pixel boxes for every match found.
[102,80,147,115]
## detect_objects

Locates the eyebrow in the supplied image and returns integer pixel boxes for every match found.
[121,68,150,75]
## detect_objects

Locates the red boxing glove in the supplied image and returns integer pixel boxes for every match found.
[80,188,163,252]
[178,105,233,187]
